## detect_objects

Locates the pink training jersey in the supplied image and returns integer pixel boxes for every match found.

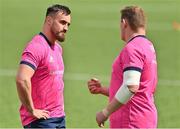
[19,32,65,126]
[109,35,158,128]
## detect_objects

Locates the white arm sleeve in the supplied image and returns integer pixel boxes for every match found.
[115,70,141,104]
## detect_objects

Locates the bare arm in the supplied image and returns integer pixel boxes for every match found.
[103,85,138,115]
[96,84,139,127]
[100,86,109,96]
[16,64,35,112]
[16,64,49,119]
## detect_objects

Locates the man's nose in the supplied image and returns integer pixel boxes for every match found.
[64,24,68,31]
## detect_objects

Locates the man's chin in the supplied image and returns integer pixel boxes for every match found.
[57,36,65,42]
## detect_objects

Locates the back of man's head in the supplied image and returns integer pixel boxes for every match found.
[121,6,146,32]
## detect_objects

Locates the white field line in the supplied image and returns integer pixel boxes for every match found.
[0,69,180,86]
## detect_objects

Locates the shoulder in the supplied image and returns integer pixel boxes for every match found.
[125,37,149,54]
[23,35,47,57]
[123,43,139,54]
[26,35,46,50]
[122,39,145,60]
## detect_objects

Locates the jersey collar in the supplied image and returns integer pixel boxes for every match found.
[39,32,52,47]
[127,35,147,43]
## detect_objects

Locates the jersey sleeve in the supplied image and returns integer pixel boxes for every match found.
[20,42,45,70]
[122,44,144,73]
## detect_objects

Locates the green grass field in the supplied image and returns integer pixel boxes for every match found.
[1,0,180,127]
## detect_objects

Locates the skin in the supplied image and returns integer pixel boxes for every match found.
[43,11,71,44]
[87,18,145,127]
[16,11,71,119]
[87,78,109,96]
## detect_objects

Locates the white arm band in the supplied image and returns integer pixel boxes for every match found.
[115,70,141,104]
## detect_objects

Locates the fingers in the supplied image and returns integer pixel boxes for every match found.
[96,115,105,128]
[91,78,99,82]
[87,78,101,94]
[88,85,101,94]
[96,111,108,128]
[38,113,48,119]
[100,123,104,128]
[88,81,97,87]
[41,110,50,119]
[87,79,100,87]
[87,78,99,84]
[32,109,50,119]
[88,80,98,85]
[89,88,98,94]
[89,85,98,91]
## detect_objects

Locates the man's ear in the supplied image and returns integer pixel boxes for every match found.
[122,19,128,28]
[46,16,53,25]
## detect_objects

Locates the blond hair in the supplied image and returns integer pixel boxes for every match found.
[121,6,146,31]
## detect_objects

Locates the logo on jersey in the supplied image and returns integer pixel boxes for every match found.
[50,70,64,75]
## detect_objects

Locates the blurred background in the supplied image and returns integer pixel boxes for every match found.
[0,0,180,127]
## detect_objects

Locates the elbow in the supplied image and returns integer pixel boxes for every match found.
[16,76,31,93]
[16,76,24,87]
[15,75,28,87]
[128,85,139,94]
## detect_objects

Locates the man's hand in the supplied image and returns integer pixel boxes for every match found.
[96,111,108,127]
[87,78,102,94]
[31,109,50,119]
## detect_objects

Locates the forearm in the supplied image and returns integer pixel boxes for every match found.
[100,87,109,97]
[103,70,141,116]
[96,70,141,127]
[103,98,123,116]
[96,97,123,127]
[16,79,34,113]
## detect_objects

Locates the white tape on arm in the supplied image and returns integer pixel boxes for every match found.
[124,70,141,85]
[115,70,141,104]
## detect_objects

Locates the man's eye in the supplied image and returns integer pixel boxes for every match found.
[60,21,66,25]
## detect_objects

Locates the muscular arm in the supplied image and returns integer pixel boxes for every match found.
[96,70,141,127]
[16,64,49,119]
[96,84,138,127]
[103,85,138,115]
[16,64,35,113]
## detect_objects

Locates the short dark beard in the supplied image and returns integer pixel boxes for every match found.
[56,34,65,42]
[51,28,65,42]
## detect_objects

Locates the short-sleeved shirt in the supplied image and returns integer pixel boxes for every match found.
[109,35,158,128]
[19,32,65,126]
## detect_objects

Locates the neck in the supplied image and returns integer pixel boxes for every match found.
[125,28,146,42]
[42,25,56,45]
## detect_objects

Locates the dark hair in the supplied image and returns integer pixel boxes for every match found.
[46,4,71,16]
[121,6,146,31]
